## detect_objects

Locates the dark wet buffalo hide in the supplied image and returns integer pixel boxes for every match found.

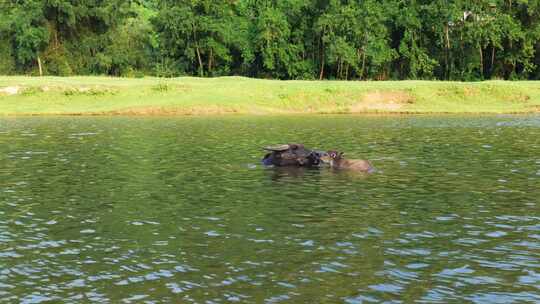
[262,143,323,167]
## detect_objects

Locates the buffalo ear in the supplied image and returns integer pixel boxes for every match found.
[339,152,344,157]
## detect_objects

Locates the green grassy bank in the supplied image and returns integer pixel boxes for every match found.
[1,76,539,115]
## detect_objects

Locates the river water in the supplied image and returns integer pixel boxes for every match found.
[0,115,539,303]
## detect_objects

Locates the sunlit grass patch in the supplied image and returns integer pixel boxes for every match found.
[0,76,539,115]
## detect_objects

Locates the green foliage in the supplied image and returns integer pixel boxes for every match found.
[97,8,157,76]
[0,0,132,75]
[152,0,247,77]
[20,86,44,96]
[1,0,540,80]
[0,38,16,74]
[62,87,117,96]
[151,83,171,92]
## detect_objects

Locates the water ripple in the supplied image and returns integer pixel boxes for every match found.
[1,115,539,303]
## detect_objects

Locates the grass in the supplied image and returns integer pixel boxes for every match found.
[0,76,539,115]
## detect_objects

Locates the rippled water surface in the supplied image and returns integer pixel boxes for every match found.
[1,115,539,303]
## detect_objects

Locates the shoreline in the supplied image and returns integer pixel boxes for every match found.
[1,110,540,117]
[1,76,540,116]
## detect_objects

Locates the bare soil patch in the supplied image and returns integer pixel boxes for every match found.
[350,91,415,112]
[107,105,240,116]
[463,86,479,97]
[506,92,530,103]
[527,105,540,112]
[0,86,21,95]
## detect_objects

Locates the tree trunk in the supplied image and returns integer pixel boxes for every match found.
[479,45,484,78]
[491,46,495,75]
[319,34,325,80]
[319,52,325,80]
[337,58,341,79]
[208,48,213,76]
[37,56,43,76]
[460,32,464,73]
[361,50,366,80]
[54,29,59,49]
[195,45,204,77]
[444,23,450,79]
[192,23,204,77]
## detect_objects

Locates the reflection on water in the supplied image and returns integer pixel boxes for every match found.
[0,115,539,303]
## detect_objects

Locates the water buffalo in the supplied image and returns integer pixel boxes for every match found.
[262,143,326,167]
[321,150,375,173]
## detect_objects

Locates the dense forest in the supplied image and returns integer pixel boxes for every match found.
[1,0,540,80]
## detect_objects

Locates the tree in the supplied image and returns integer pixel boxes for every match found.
[0,0,131,75]
[1,0,540,80]
[153,0,248,77]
